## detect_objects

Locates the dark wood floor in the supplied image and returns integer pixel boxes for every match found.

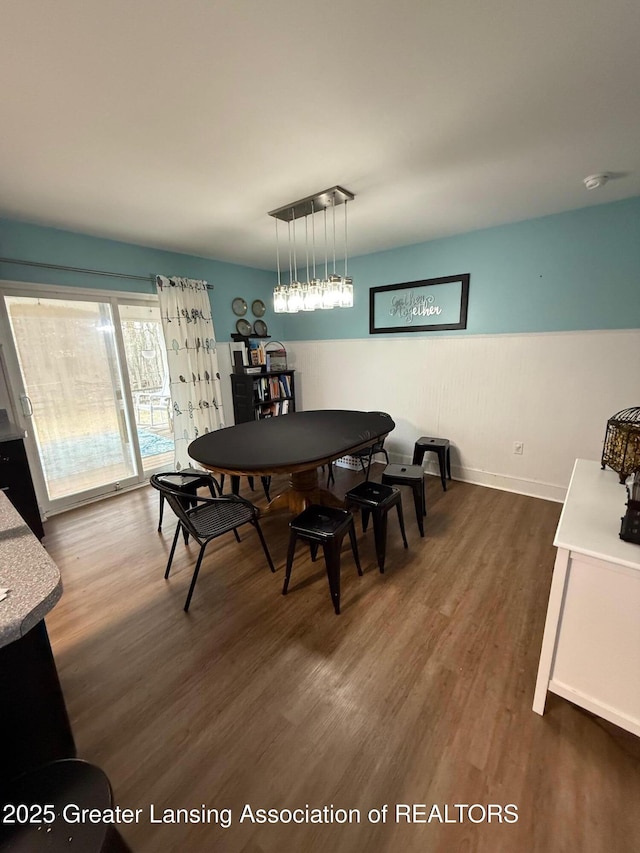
[43,467,640,853]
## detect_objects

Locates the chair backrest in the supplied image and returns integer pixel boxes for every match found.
[152,472,230,538]
[150,471,255,541]
[150,472,201,539]
[369,411,392,451]
[352,412,392,459]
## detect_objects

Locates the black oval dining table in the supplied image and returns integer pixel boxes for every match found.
[188,409,395,513]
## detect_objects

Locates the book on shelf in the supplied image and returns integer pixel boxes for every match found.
[255,376,278,401]
[248,338,266,365]
[279,374,291,397]
[256,398,291,418]
[269,376,280,398]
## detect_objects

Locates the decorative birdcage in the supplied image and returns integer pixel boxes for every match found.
[601,406,640,484]
[265,340,287,372]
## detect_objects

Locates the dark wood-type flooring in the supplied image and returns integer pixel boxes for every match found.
[42,466,640,853]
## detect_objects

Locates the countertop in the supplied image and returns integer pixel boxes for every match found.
[0,491,62,648]
[553,458,640,572]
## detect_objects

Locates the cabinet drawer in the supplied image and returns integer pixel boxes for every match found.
[0,445,24,489]
[0,438,44,539]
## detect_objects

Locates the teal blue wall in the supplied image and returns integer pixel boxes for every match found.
[0,218,284,343]
[2,195,639,344]
[282,196,640,340]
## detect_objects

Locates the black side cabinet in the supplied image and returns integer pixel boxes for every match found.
[0,620,76,786]
[0,437,45,539]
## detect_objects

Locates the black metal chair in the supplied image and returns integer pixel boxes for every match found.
[156,467,221,544]
[325,411,392,485]
[322,463,335,486]
[150,472,275,611]
[219,473,272,502]
[351,410,392,479]
[283,505,361,615]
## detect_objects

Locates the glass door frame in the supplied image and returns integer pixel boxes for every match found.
[0,280,170,517]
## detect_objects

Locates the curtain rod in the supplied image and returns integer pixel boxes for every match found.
[0,256,213,288]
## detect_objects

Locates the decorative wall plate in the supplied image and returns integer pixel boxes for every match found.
[235,318,252,336]
[232,297,248,316]
[251,299,266,317]
[253,319,268,337]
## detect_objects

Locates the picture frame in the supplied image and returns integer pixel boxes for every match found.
[369,274,470,334]
[229,341,249,373]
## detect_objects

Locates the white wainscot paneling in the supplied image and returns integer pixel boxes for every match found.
[286,330,640,501]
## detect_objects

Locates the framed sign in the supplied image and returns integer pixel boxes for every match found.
[369,274,469,334]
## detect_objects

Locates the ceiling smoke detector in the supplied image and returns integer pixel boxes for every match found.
[583,173,610,190]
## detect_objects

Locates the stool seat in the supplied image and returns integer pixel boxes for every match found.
[284,505,361,614]
[158,466,208,487]
[412,436,451,491]
[289,505,355,538]
[345,481,408,572]
[0,759,132,851]
[381,464,426,537]
[345,480,397,507]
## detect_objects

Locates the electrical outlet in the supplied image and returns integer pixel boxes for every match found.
[514,441,524,455]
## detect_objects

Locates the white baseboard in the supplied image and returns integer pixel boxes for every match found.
[452,467,566,503]
[382,453,566,503]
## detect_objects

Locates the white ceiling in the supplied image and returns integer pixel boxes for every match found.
[2,0,640,270]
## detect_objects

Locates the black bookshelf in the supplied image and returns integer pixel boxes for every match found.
[230,370,296,423]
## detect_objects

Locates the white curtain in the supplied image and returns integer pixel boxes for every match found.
[156,276,225,470]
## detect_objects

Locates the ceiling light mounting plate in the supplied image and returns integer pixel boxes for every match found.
[583,173,610,190]
[269,186,355,222]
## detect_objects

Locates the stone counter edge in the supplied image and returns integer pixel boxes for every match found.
[0,492,62,648]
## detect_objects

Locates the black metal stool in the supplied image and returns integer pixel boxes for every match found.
[0,759,132,851]
[283,505,362,615]
[381,463,426,537]
[223,473,272,501]
[412,437,451,491]
[345,481,408,572]
[156,467,220,541]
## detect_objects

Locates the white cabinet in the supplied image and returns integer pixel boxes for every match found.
[533,459,640,736]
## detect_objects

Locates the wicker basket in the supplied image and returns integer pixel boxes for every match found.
[334,455,362,471]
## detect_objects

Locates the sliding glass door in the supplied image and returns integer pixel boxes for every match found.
[118,302,174,474]
[1,288,174,514]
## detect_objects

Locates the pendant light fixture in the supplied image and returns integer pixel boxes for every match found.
[270,186,355,313]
